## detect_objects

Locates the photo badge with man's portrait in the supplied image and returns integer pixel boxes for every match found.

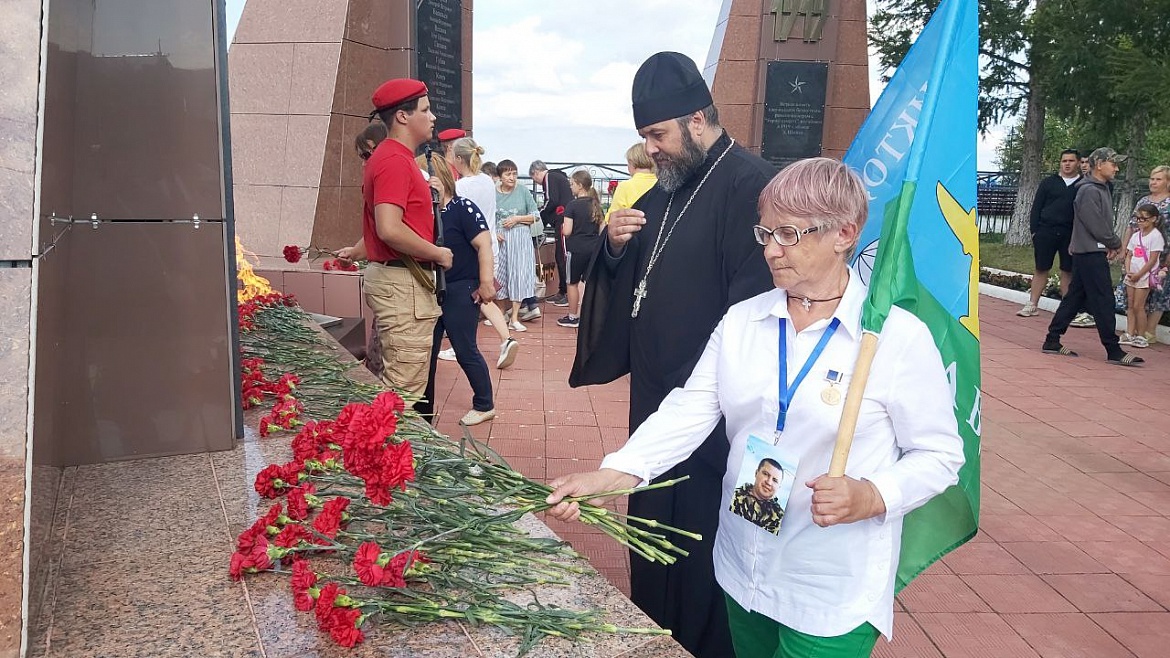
[730,435,798,535]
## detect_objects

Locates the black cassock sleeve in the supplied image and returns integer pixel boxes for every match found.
[568,228,639,387]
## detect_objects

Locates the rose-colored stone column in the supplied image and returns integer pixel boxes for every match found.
[230,0,474,256]
[707,0,869,161]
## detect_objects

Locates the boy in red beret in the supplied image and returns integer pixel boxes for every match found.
[338,79,453,407]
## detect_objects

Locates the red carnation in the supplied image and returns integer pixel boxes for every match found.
[279,459,305,485]
[328,607,365,647]
[388,549,428,587]
[353,542,386,587]
[292,559,317,590]
[294,587,317,612]
[555,205,565,215]
[240,502,283,549]
[315,582,342,626]
[229,530,273,580]
[274,523,312,548]
[254,464,290,498]
[608,179,619,194]
[312,497,350,540]
[287,485,310,520]
[291,560,319,611]
[283,245,303,263]
[372,391,406,415]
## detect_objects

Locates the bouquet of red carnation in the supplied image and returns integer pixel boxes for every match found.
[607,179,619,194]
[322,259,359,272]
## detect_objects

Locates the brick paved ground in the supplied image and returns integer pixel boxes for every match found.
[431,295,1170,657]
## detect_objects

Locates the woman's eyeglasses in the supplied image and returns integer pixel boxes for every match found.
[1137,215,1156,223]
[752,224,826,247]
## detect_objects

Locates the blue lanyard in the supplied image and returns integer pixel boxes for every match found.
[777,317,841,438]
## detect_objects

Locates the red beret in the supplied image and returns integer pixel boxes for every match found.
[437,128,466,142]
[371,78,427,112]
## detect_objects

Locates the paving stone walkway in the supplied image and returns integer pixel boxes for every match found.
[431,295,1170,658]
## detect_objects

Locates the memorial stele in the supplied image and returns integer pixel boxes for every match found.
[705,0,870,166]
[228,0,473,257]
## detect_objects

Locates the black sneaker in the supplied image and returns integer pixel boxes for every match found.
[547,293,569,307]
[557,315,579,328]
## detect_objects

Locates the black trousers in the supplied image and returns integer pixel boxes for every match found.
[418,279,494,420]
[522,236,541,309]
[1046,251,1122,358]
[551,218,567,295]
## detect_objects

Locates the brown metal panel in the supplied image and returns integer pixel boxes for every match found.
[52,223,236,464]
[71,0,223,220]
[282,270,325,314]
[322,271,362,318]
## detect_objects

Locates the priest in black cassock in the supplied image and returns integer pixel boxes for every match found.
[569,52,776,658]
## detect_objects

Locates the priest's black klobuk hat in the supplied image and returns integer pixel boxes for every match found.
[631,52,713,130]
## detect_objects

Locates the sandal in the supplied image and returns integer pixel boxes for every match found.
[1042,345,1078,357]
[1107,354,1145,367]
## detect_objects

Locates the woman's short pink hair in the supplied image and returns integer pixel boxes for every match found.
[757,157,869,233]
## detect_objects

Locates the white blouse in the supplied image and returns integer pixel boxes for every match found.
[600,271,964,639]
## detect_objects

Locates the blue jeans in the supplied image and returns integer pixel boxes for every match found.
[420,279,493,418]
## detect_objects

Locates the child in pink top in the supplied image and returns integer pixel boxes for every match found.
[1123,204,1165,347]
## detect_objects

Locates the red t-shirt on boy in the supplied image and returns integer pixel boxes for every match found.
[362,138,434,263]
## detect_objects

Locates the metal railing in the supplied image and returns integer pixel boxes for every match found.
[514,167,1030,235]
[977,171,1019,234]
[518,162,631,208]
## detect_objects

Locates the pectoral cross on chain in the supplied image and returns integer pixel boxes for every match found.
[632,280,648,318]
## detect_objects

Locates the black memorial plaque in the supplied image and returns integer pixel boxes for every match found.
[761,61,828,169]
[416,0,463,132]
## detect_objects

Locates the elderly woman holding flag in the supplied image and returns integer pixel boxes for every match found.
[546,158,964,658]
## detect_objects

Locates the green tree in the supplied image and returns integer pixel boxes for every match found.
[870,0,1044,246]
[1036,0,1170,230]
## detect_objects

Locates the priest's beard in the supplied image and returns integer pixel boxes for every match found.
[653,130,708,193]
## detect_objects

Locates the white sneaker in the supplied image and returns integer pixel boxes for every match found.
[497,338,519,369]
[509,321,527,332]
[483,320,492,326]
[460,409,496,426]
[1017,303,1039,317]
[1132,336,1150,348]
[437,348,456,361]
[519,307,541,322]
[1119,333,1135,345]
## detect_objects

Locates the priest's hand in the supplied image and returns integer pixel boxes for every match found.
[806,474,886,527]
[546,469,642,523]
[607,209,647,254]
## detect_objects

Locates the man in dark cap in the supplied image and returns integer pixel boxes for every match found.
[1043,147,1143,366]
[340,79,454,404]
[567,51,776,658]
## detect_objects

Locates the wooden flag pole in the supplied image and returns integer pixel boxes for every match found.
[828,332,880,477]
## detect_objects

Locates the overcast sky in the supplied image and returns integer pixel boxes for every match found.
[225,0,1003,170]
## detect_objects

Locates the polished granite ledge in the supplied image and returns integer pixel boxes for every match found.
[25,433,689,658]
[27,322,691,658]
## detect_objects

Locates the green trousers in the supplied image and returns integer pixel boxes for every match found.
[724,594,880,658]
